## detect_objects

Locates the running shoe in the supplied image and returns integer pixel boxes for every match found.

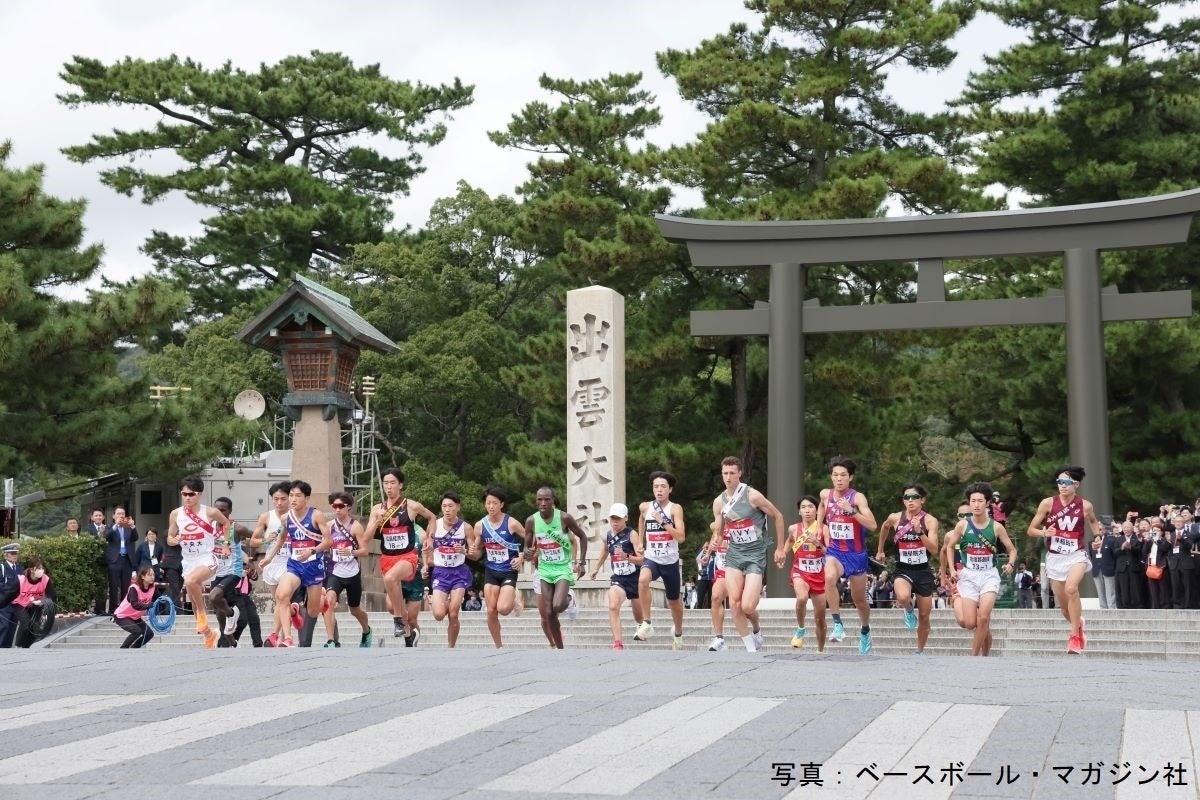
[830,621,846,642]
[612,640,624,650]
[223,607,240,636]
[913,650,924,657]
[360,627,373,648]
[279,637,294,648]
[394,618,405,637]
[566,590,579,621]
[790,628,806,649]
[751,630,764,651]
[264,632,279,648]
[672,635,685,651]
[405,628,421,648]
[1067,633,1082,655]
[858,631,873,655]
[633,621,653,641]
[290,602,305,632]
[203,629,219,649]
[903,607,917,630]
[707,635,726,652]
[1079,617,1087,649]
[323,639,340,648]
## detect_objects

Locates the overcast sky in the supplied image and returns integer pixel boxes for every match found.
[1,0,1024,292]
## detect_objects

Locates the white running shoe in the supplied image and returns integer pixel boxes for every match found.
[707,635,726,652]
[634,621,653,641]
[751,630,764,651]
[566,590,579,621]
[223,607,240,636]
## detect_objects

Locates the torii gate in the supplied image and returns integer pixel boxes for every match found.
[657,189,1200,595]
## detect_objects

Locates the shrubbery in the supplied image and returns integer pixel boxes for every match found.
[19,536,104,613]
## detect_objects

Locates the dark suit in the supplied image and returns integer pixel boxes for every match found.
[1142,535,1172,609]
[1112,532,1143,609]
[84,521,109,613]
[0,557,20,647]
[134,540,164,580]
[1164,526,1198,609]
[104,524,138,614]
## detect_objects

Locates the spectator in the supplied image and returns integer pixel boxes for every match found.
[874,572,894,609]
[989,492,1007,524]
[683,579,696,609]
[0,542,21,647]
[102,506,138,615]
[11,556,55,648]
[1015,562,1035,608]
[134,528,164,580]
[1089,532,1116,609]
[1165,514,1198,609]
[64,518,81,537]
[464,590,482,612]
[159,519,184,611]
[85,508,107,614]
[1143,520,1171,609]
[694,546,714,609]
[1114,521,1145,609]
[1031,570,1043,608]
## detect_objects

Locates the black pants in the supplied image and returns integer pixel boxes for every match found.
[12,606,39,648]
[695,579,713,610]
[1172,568,1198,609]
[107,563,132,614]
[115,616,154,648]
[1116,569,1142,609]
[219,592,263,647]
[1148,572,1171,610]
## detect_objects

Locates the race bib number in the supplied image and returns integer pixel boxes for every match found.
[714,548,727,572]
[382,530,409,550]
[726,518,759,544]
[898,544,928,565]
[485,543,510,564]
[332,547,354,564]
[538,539,565,563]
[829,521,855,541]
[798,557,823,574]
[181,534,207,555]
[1051,535,1078,554]
[434,546,464,568]
[647,533,672,557]
[611,553,637,576]
[965,545,992,570]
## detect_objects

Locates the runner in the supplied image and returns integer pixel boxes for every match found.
[817,456,878,654]
[709,456,787,653]
[523,486,587,649]
[942,482,1018,656]
[208,496,253,646]
[474,485,526,648]
[876,484,939,655]
[1027,465,1102,654]
[249,482,290,647]
[321,491,372,648]
[422,491,478,649]
[166,475,231,649]
[633,471,687,649]
[698,520,731,651]
[362,468,436,640]
[588,503,644,650]
[943,501,970,626]
[260,480,332,647]
[788,496,828,652]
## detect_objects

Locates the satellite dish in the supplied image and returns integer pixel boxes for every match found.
[233,389,266,420]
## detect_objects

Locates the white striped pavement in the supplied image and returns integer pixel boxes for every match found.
[787,701,1009,800]
[1116,709,1198,799]
[196,692,568,787]
[485,695,781,796]
[0,694,162,732]
[0,692,361,784]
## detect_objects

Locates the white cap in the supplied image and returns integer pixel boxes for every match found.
[607,503,628,519]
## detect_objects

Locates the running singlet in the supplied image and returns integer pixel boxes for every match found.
[285,508,322,563]
[826,490,866,554]
[534,510,571,565]
[643,501,680,564]
[894,511,929,566]
[330,517,360,577]
[213,522,243,578]
[961,518,998,571]
[376,501,417,557]
[721,484,766,548]
[262,510,288,563]
[178,505,216,561]
[791,521,825,574]
[481,515,522,573]
[606,527,638,577]
[431,519,467,568]
[1046,496,1085,554]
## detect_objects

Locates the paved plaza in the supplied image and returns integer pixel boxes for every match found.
[0,646,1195,799]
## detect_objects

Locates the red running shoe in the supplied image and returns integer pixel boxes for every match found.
[290,602,305,632]
[1067,634,1082,655]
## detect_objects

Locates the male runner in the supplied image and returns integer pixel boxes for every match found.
[698,520,731,651]
[260,480,332,647]
[588,503,644,649]
[633,471,687,649]
[1027,465,1102,654]
[474,485,526,648]
[249,482,290,647]
[166,475,231,648]
[789,496,828,652]
[321,491,372,648]
[876,484,939,655]
[208,496,253,645]
[943,482,1018,656]
[424,491,478,648]
[523,486,587,649]
[817,456,878,654]
[709,456,787,653]
[363,467,437,639]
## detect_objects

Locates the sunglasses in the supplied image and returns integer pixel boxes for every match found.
[180,491,198,497]
[1056,479,1076,487]
[330,503,348,510]
[902,493,923,501]
[957,512,970,519]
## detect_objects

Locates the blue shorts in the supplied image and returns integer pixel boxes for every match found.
[286,557,325,588]
[827,548,869,578]
[610,575,639,600]
[641,559,681,601]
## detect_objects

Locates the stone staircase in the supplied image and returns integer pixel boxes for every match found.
[41,607,1200,659]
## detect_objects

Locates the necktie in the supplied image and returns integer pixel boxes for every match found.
[119,528,126,556]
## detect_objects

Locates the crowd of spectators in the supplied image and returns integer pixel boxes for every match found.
[1088,501,1200,610]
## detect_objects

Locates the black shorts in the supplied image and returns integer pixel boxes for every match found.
[642,560,681,601]
[610,576,639,600]
[211,574,241,600]
[324,572,363,608]
[484,570,518,589]
[402,576,424,603]
[893,567,936,598]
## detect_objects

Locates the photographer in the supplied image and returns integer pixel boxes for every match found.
[1112,519,1143,609]
[1164,511,1198,609]
[1089,530,1116,609]
[1142,518,1171,609]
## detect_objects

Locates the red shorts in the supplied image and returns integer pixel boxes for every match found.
[380,551,419,579]
[791,562,826,595]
